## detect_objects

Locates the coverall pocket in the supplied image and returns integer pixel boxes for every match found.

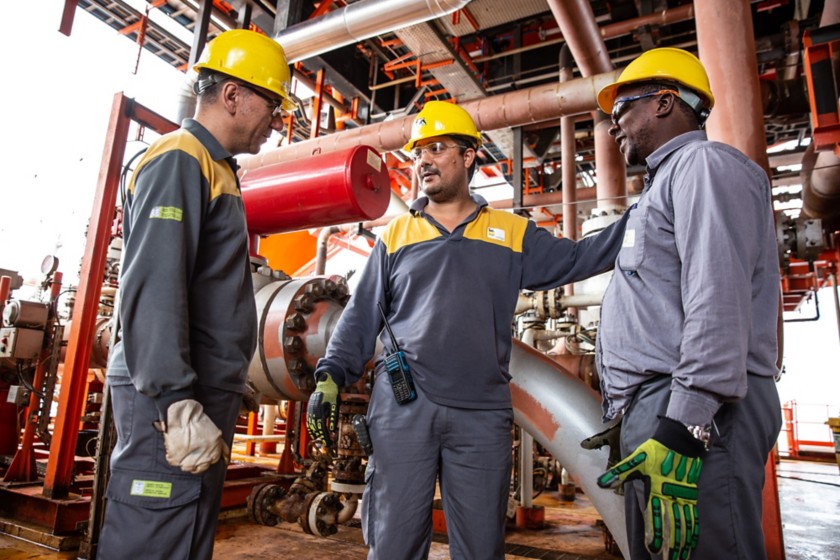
[617,204,647,272]
[361,455,375,548]
[108,380,137,446]
[104,468,202,559]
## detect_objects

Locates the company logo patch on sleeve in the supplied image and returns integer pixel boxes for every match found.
[487,227,506,242]
[149,206,183,222]
[130,479,172,498]
[622,229,636,248]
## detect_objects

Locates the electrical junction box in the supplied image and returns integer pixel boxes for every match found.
[0,327,44,359]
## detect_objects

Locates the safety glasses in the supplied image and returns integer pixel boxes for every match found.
[611,89,679,125]
[410,141,464,161]
[237,81,285,119]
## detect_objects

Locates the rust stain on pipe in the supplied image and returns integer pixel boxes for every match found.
[510,383,560,441]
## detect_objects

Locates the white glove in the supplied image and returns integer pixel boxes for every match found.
[160,399,230,474]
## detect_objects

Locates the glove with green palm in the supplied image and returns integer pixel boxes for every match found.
[597,416,705,560]
[306,372,339,447]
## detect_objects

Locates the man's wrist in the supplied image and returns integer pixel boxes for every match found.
[654,416,707,457]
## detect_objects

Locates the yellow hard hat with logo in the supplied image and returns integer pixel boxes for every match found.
[403,101,483,152]
[597,47,714,117]
[194,29,295,111]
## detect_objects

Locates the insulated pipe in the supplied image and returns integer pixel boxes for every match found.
[695,0,770,173]
[547,0,626,209]
[509,340,628,558]
[238,70,622,171]
[177,0,471,122]
[274,0,472,63]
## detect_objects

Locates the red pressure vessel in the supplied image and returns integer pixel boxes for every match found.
[240,145,391,235]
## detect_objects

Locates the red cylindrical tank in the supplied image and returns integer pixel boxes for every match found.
[240,145,390,235]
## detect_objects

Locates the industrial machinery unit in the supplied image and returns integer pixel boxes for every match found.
[2,1,840,559]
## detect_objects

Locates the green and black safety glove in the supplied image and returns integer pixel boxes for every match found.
[306,372,339,447]
[597,416,705,560]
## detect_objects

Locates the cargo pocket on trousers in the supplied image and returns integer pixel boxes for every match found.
[361,454,375,548]
[105,467,202,558]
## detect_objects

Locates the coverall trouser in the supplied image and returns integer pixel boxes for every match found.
[362,373,513,560]
[97,381,241,560]
[620,374,782,560]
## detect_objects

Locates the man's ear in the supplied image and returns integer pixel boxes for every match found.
[221,81,239,115]
[463,146,476,169]
[655,92,677,119]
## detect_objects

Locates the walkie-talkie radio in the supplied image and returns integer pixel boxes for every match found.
[377,302,417,404]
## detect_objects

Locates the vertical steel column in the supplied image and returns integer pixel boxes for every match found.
[513,127,525,215]
[59,0,79,36]
[560,58,577,242]
[187,0,214,70]
[695,0,770,173]
[43,95,131,498]
[310,69,325,139]
[831,273,840,348]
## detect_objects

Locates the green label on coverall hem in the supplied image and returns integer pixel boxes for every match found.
[130,479,172,498]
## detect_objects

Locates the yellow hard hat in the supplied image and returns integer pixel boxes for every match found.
[597,47,715,115]
[403,100,482,152]
[194,29,295,111]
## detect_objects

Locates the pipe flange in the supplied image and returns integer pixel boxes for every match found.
[301,492,342,537]
[246,482,286,526]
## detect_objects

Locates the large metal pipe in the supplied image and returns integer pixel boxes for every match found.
[547,0,626,208]
[696,0,770,173]
[238,70,621,171]
[599,4,694,40]
[177,0,471,121]
[490,186,597,211]
[801,145,840,220]
[274,0,472,63]
[546,0,611,77]
[800,3,840,219]
[509,340,628,558]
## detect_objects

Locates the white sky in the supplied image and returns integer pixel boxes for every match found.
[1,2,838,440]
[0,1,186,283]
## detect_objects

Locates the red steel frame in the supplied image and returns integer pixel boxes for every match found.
[0,94,178,534]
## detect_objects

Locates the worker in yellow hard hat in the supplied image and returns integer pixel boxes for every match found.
[307,98,631,559]
[586,47,782,560]
[98,29,292,560]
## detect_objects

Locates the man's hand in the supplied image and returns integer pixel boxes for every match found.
[159,399,229,474]
[307,373,339,446]
[580,420,622,469]
[597,417,705,559]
